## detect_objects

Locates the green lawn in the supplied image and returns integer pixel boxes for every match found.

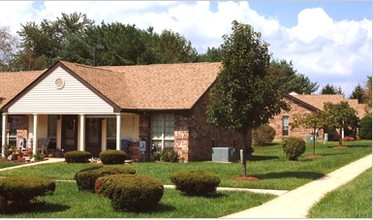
[1,140,370,190]
[308,168,372,218]
[0,181,274,218]
[0,140,370,218]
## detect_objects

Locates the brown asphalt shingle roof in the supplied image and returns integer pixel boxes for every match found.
[0,70,44,109]
[61,61,222,110]
[289,93,367,118]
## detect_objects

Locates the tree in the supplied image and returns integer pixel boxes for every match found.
[0,26,18,71]
[321,84,343,95]
[207,20,289,177]
[349,84,365,103]
[16,12,94,69]
[268,59,319,94]
[198,47,223,62]
[323,101,359,146]
[291,111,326,155]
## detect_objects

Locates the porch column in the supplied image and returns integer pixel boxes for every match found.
[33,113,38,155]
[79,114,85,151]
[1,113,8,157]
[116,113,121,150]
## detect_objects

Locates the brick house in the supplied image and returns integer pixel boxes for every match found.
[0,61,366,161]
[269,92,367,141]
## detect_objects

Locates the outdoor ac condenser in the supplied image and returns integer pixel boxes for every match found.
[212,147,235,162]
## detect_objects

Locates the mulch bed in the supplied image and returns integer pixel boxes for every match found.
[304,154,323,159]
[233,176,259,181]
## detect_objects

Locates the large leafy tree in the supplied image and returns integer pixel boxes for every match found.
[207,20,289,177]
[15,12,94,69]
[323,101,359,146]
[350,84,365,103]
[197,47,223,62]
[268,59,319,94]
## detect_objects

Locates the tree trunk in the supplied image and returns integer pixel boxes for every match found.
[312,127,316,155]
[247,129,253,158]
[241,131,248,177]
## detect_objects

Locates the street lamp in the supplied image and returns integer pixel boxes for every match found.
[93,44,105,66]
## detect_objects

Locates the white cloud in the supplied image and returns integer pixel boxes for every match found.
[0,1,371,96]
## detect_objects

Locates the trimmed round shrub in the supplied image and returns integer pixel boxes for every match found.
[0,176,55,207]
[97,174,164,212]
[170,170,220,196]
[282,136,306,161]
[99,150,127,164]
[64,151,92,163]
[253,124,276,146]
[74,165,136,191]
[359,115,372,140]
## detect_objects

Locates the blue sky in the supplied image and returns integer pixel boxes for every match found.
[0,1,371,96]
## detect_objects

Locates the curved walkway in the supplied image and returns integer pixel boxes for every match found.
[221,154,372,218]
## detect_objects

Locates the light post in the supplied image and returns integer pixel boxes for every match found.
[93,44,105,66]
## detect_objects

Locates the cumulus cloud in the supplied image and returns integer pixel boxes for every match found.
[0,1,370,96]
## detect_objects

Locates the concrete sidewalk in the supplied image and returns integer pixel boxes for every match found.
[0,158,65,172]
[221,154,372,218]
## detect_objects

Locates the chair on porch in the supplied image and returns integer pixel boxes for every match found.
[38,138,50,155]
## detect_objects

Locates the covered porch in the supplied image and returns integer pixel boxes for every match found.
[1,112,140,158]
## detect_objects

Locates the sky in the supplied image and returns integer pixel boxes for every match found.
[0,1,371,97]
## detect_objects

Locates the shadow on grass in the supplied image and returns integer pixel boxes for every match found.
[248,155,280,161]
[1,202,69,214]
[256,171,324,180]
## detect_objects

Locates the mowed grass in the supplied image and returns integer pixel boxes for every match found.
[1,140,370,190]
[0,181,274,218]
[308,168,372,218]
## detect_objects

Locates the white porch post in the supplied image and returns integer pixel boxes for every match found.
[33,113,38,155]
[116,113,121,150]
[79,114,85,151]
[2,113,8,157]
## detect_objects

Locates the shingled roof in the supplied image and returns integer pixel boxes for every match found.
[59,61,221,110]
[0,70,44,109]
[289,93,367,118]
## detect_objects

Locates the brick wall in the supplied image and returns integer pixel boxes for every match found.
[268,98,324,141]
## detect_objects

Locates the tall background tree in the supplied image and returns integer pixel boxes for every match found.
[268,59,319,94]
[320,84,343,95]
[207,20,289,177]
[0,26,18,71]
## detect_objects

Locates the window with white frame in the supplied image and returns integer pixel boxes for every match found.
[151,113,174,151]
[282,116,289,136]
[107,118,116,149]
[47,115,57,148]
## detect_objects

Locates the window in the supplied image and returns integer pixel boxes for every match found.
[48,115,57,149]
[282,116,289,136]
[107,118,116,149]
[8,115,27,147]
[151,113,174,151]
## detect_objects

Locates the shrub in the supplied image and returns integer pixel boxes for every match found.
[359,115,372,140]
[33,152,45,161]
[97,174,164,212]
[282,136,306,161]
[64,151,92,163]
[153,149,179,162]
[0,176,55,208]
[74,165,136,191]
[170,170,220,196]
[99,150,127,164]
[253,124,276,146]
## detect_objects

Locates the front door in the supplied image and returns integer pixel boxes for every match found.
[61,115,78,153]
[85,118,102,157]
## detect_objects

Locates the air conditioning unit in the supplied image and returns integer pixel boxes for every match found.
[212,147,235,162]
